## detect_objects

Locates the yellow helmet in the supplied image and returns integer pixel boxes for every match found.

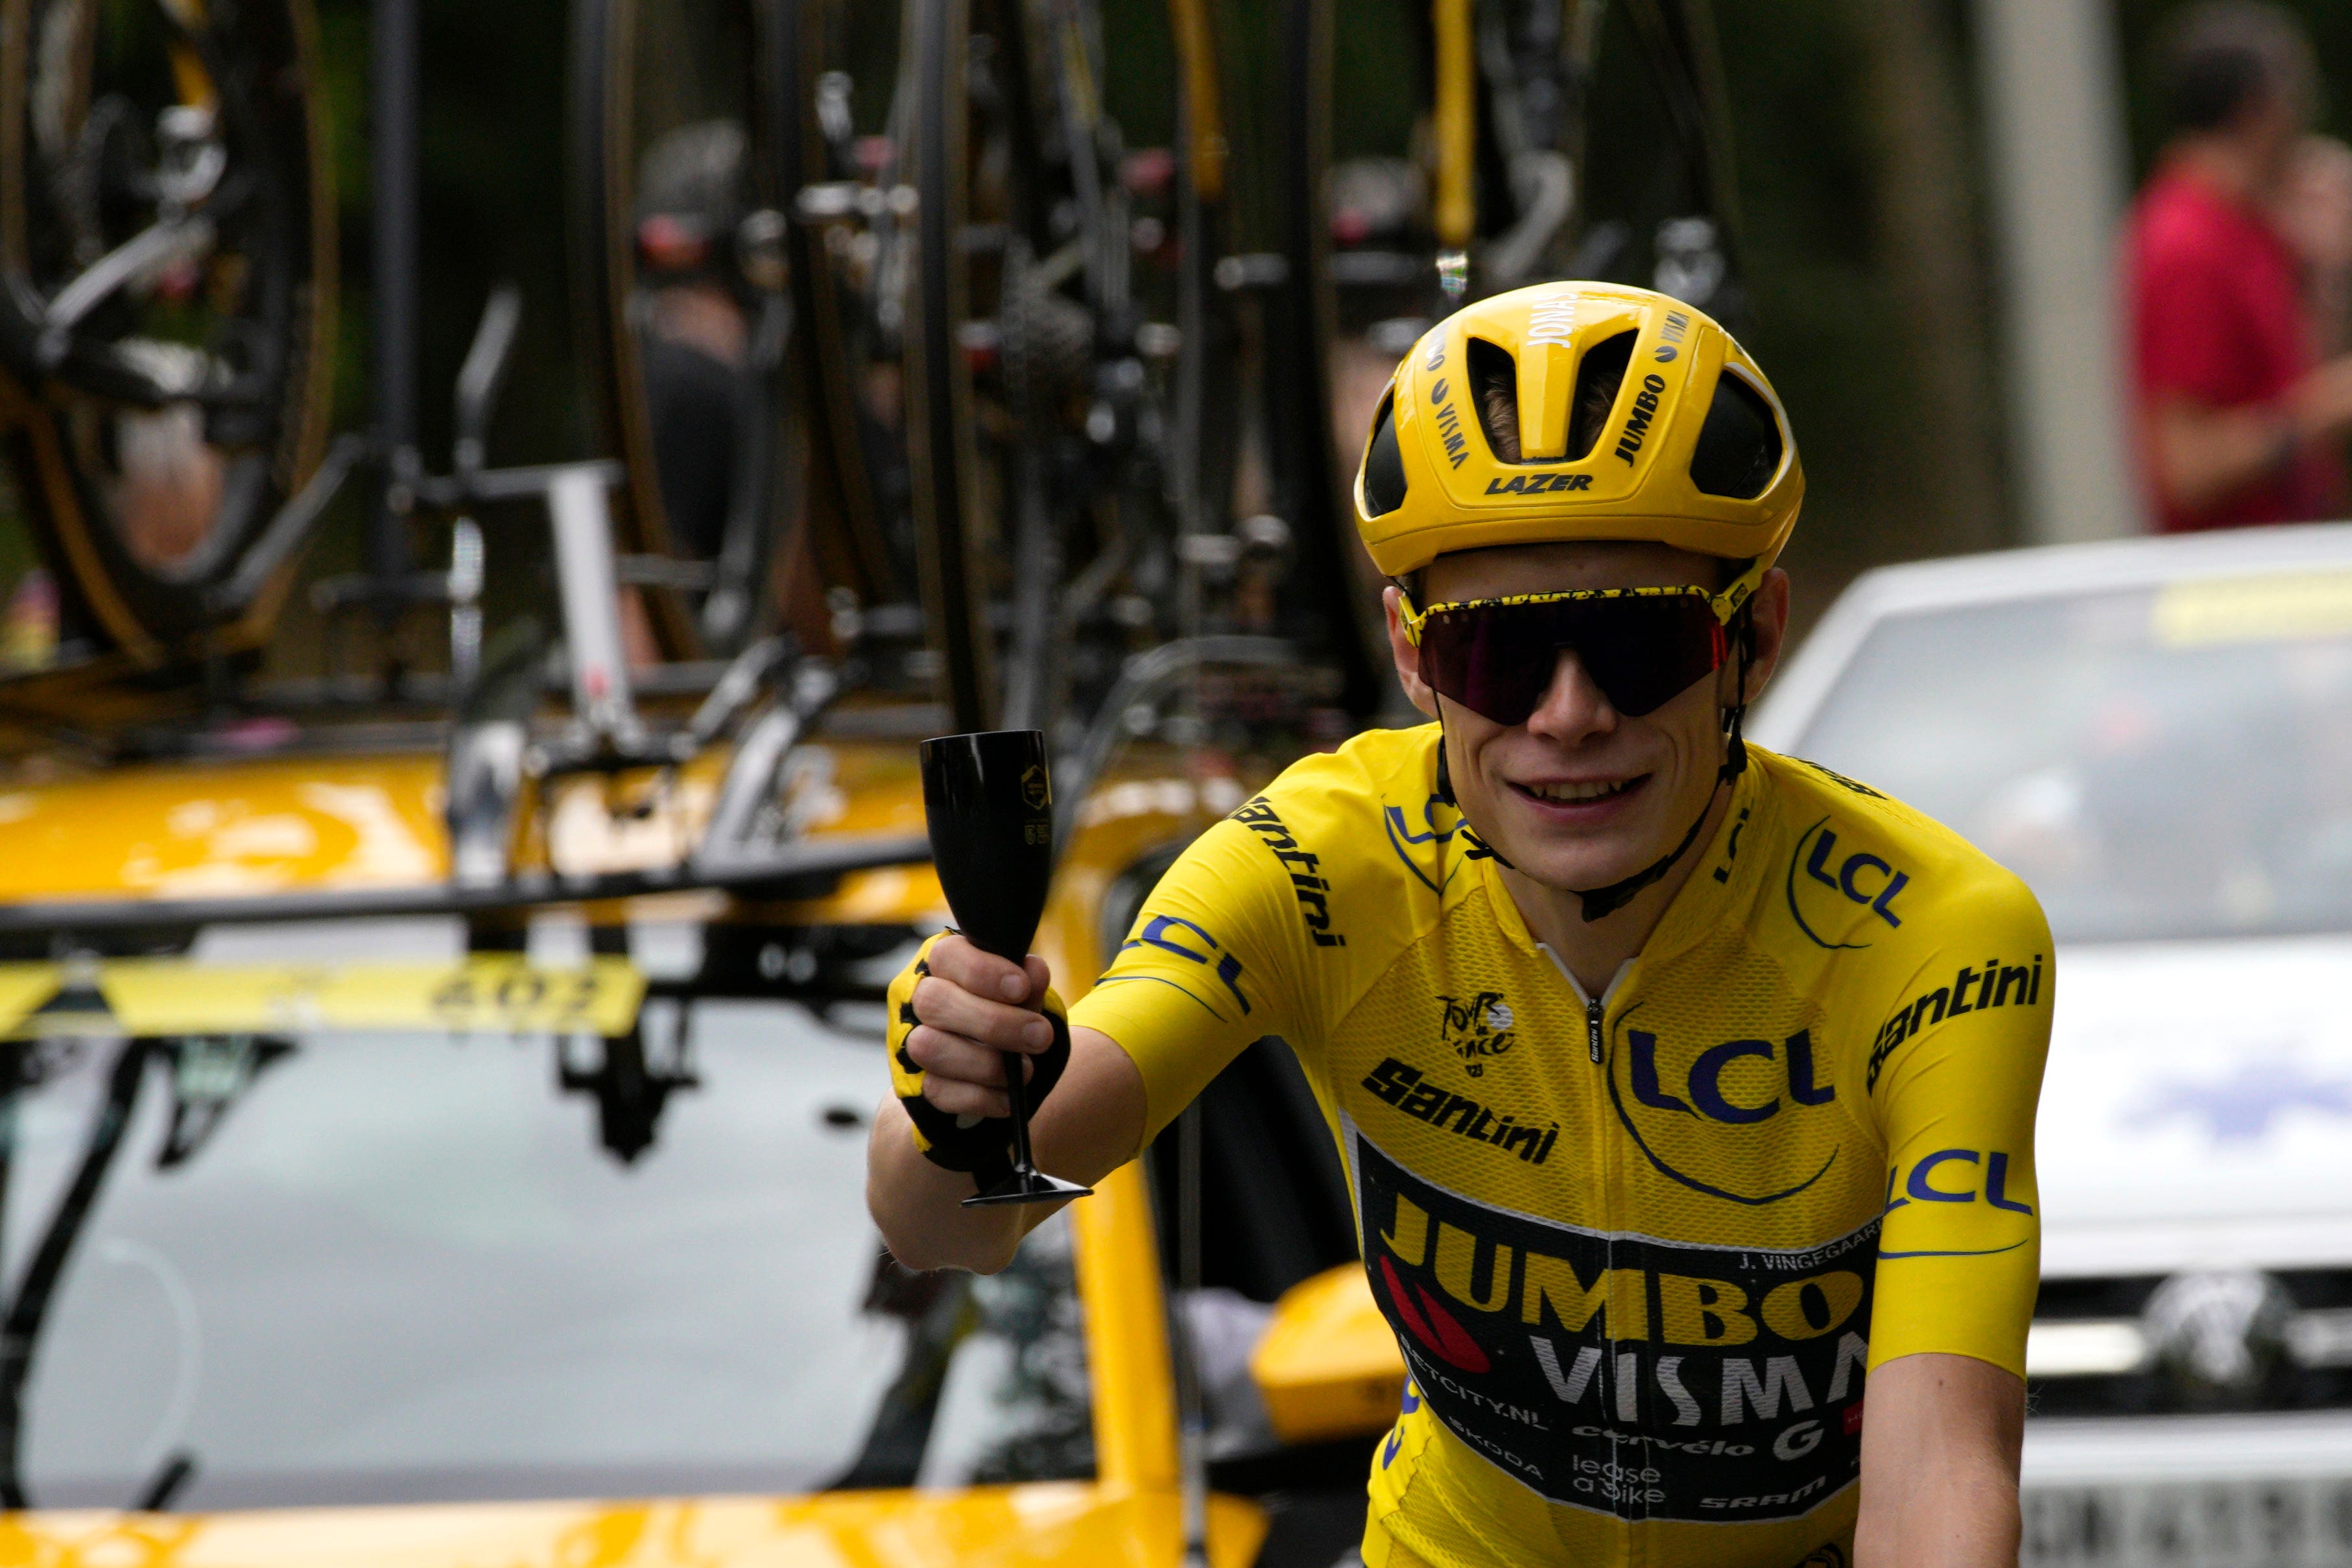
[1354,281,1803,586]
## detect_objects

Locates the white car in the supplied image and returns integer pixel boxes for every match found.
[1752,522,2352,1568]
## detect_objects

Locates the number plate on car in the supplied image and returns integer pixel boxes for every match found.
[2023,1479,2352,1567]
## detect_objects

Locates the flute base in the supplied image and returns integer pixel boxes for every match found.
[963,1169,1095,1207]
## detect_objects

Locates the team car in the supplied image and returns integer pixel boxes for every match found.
[1750,521,2352,1568]
[0,722,1403,1568]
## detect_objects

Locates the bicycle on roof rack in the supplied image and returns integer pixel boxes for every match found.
[1267,0,1747,665]
[864,0,1750,788]
[0,0,335,667]
[751,0,1390,777]
[0,0,849,709]
[0,0,936,929]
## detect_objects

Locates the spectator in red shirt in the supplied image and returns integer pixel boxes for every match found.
[2126,3,2352,532]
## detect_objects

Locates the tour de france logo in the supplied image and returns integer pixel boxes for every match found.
[1438,990,1516,1077]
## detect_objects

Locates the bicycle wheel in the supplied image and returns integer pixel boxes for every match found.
[569,0,799,659]
[906,0,1255,744]
[776,3,910,621]
[1268,0,1388,719]
[0,0,334,659]
[900,0,1037,733]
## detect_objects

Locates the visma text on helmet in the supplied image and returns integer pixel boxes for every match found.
[1429,377,1470,468]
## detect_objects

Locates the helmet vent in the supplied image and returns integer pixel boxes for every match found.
[1363,391,1408,516]
[1466,338,1521,462]
[1567,331,1637,462]
[1691,370,1783,499]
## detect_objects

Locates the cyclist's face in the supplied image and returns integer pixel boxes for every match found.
[1384,542,1790,903]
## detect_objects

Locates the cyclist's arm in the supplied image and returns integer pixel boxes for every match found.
[867,816,1302,1272]
[1855,1351,2024,1568]
[1855,870,2053,1567]
[867,997,1145,1274]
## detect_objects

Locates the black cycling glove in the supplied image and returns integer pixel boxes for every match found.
[886,932,1073,1189]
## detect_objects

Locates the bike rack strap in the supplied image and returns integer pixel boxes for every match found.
[0,831,932,938]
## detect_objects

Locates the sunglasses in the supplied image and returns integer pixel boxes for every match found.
[1399,583,1748,727]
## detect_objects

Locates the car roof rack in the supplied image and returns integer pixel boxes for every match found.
[0,828,928,941]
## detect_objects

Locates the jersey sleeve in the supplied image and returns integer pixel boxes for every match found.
[1067,812,1306,1145]
[1863,870,2053,1378]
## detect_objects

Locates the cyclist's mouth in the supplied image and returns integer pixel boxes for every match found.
[1507,774,1648,819]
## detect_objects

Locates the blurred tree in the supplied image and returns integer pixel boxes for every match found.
[1848,0,2007,558]
[1709,0,2012,619]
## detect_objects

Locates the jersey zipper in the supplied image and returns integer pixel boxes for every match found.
[1538,943,1642,1542]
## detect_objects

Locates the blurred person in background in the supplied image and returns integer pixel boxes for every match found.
[635,120,751,565]
[616,120,753,665]
[2275,134,2352,353]
[2126,3,2352,532]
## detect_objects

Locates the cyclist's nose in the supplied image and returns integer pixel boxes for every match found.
[1522,647,1619,741]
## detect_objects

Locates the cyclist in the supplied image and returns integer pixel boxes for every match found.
[635,119,754,564]
[868,281,2050,1568]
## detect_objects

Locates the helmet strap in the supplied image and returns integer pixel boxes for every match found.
[1433,709,1517,869]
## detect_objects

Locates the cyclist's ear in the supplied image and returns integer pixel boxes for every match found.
[1735,568,1794,707]
[1383,586,1439,719]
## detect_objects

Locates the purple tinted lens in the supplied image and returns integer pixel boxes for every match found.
[1571,596,1729,717]
[1420,609,1554,725]
[1419,596,1727,724]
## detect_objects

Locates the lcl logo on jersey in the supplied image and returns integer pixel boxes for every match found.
[1608,1025,1841,1206]
[1630,1028,1833,1124]
[1785,818,1910,950]
[1118,914,1252,1017]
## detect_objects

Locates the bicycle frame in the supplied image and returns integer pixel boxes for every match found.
[1433,0,1477,255]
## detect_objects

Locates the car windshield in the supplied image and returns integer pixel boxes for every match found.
[4,918,1091,1511]
[1789,570,2352,944]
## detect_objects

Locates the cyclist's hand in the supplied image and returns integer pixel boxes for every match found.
[885,933,1070,1182]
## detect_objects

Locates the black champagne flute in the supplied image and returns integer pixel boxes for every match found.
[920,730,1094,1207]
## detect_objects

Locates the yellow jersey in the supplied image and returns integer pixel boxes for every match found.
[1067,725,2050,1568]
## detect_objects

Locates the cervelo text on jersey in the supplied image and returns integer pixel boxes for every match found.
[1066,728,2051,1564]
[1357,1129,1873,1521]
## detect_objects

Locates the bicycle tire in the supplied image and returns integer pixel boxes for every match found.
[568,0,801,659]
[1269,0,1387,720]
[902,0,1045,733]
[0,0,334,659]
[1167,0,1237,608]
[772,0,903,615]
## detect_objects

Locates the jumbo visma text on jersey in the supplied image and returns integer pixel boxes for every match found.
[1353,1128,1873,1522]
